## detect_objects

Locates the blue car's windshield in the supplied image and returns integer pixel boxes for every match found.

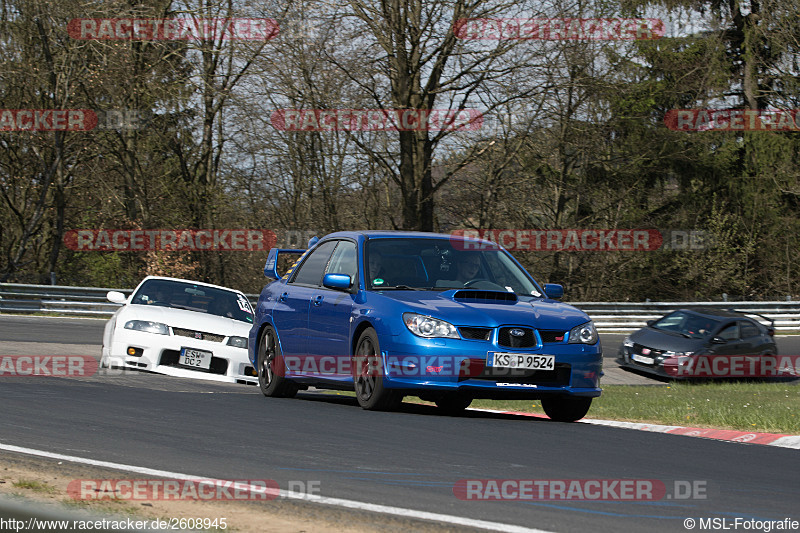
[365,238,543,296]
[131,279,254,323]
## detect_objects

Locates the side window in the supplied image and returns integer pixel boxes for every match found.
[717,323,739,341]
[291,240,337,286]
[326,241,357,280]
[739,321,760,339]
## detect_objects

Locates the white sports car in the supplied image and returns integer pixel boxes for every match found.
[101,276,258,385]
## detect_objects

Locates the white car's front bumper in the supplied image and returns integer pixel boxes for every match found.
[102,328,257,385]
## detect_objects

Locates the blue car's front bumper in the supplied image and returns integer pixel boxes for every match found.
[375,331,602,398]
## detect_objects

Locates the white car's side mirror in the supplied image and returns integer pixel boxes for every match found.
[107,291,128,304]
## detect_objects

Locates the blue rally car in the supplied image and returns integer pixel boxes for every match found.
[248,231,602,421]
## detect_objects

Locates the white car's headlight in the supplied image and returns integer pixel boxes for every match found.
[226,336,248,349]
[124,320,169,335]
[568,321,598,344]
[403,313,459,339]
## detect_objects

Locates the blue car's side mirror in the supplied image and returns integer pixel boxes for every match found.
[323,273,352,291]
[543,283,563,299]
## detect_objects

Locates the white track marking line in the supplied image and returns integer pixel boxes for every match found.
[0,442,552,533]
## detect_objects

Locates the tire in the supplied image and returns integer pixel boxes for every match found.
[257,327,298,398]
[434,394,472,415]
[353,328,402,411]
[541,396,592,422]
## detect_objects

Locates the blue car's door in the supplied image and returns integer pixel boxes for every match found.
[307,240,358,379]
[271,240,337,368]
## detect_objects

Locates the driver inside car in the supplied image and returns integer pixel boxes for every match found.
[145,286,171,306]
[455,254,482,284]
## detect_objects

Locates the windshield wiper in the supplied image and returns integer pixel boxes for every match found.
[378,285,427,291]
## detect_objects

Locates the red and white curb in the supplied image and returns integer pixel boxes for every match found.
[470,408,800,449]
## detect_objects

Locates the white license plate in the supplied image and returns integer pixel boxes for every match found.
[632,354,654,365]
[179,348,212,370]
[489,353,555,370]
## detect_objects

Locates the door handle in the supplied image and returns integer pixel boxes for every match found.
[313,295,324,306]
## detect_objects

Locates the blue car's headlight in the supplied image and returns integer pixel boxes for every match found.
[226,336,248,349]
[568,321,598,344]
[124,320,169,335]
[403,313,459,339]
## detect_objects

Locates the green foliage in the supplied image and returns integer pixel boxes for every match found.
[0,0,798,299]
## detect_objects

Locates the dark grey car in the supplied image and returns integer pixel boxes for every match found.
[617,308,777,379]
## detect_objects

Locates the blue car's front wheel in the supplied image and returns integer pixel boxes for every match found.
[258,327,298,399]
[354,328,402,411]
[541,396,592,422]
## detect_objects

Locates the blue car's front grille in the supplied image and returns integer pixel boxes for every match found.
[459,327,492,341]
[498,327,536,348]
[458,327,566,344]
[539,330,566,343]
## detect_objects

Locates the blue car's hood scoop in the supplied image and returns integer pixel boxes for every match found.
[451,290,518,304]
[374,289,589,330]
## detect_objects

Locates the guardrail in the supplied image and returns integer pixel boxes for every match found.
[579,301,800,332]
[2,283,800,332]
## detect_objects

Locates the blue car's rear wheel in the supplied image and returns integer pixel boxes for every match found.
[354,328,402,411]
[541,396,592,422]
[258,327,298,398]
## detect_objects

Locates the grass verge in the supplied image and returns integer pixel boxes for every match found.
[469,381,800,433]
[12,479,58,495]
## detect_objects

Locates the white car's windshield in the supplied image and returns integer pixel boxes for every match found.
[131,279,253,323]
[366,238,543,296]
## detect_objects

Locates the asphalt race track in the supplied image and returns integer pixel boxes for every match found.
[1,315,798,532]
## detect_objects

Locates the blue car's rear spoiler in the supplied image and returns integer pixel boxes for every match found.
[264,248,307,279]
